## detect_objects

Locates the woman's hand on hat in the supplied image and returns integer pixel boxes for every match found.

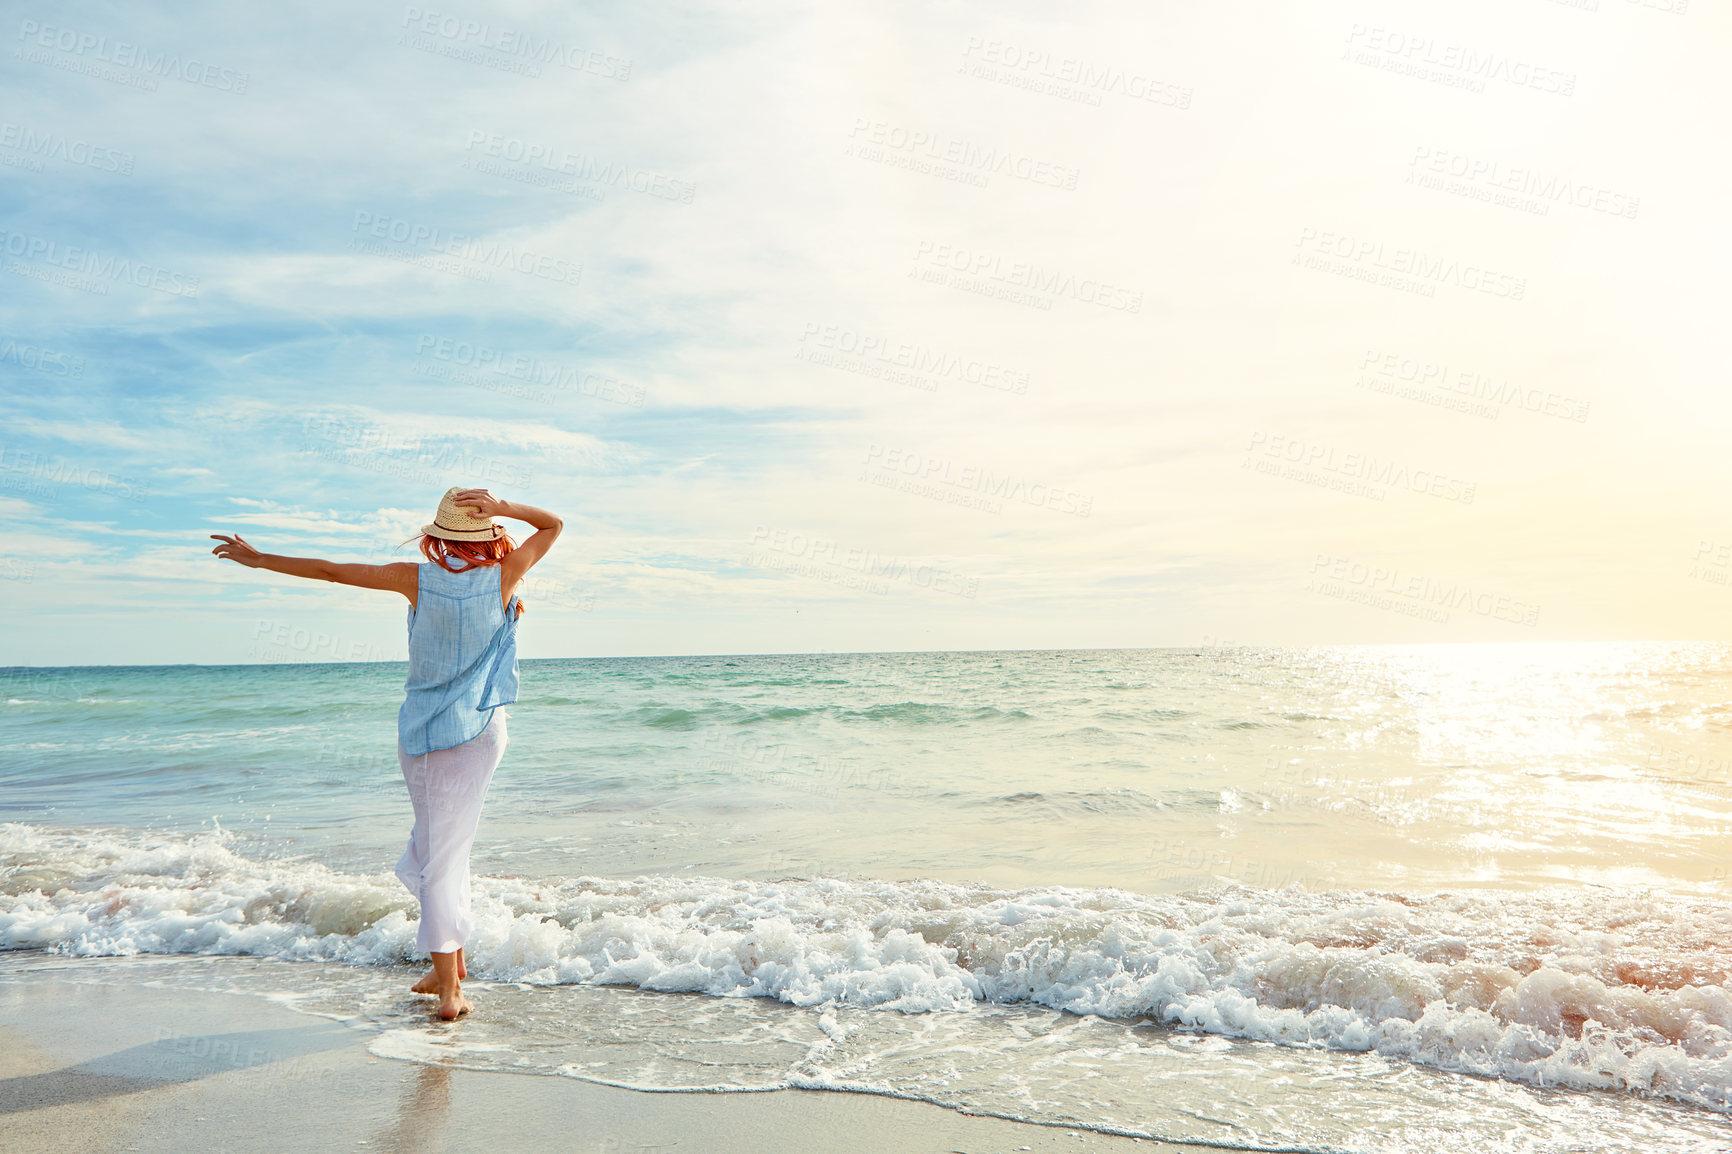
[209,533,264,567]
[453,488,506,519]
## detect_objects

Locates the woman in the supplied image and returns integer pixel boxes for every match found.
[210,486,562,1019]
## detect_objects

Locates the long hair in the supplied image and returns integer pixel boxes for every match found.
[415,532,514,572]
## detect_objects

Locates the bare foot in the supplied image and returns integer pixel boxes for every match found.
[438,990,473,1020]
[412,955,466,994]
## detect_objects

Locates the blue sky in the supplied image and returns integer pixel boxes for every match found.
[2,0,1729,664]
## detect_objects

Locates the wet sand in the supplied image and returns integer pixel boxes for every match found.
[0,966,1213,1154]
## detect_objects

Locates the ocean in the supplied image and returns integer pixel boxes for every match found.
[3,644,1730,1152]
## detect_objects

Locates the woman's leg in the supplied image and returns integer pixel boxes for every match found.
[398,744,436,993]
[430,949,471,1020]
[395,747,431,895]
[402,713,508,1005]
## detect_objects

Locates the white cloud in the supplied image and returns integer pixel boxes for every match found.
[4,0,1730,659]
[5,420,158,451]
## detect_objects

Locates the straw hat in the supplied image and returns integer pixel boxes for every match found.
[422,486,506,541]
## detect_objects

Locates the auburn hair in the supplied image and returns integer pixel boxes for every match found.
[415,532,515,572]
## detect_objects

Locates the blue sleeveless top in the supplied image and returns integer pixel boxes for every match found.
[398,559,520,756]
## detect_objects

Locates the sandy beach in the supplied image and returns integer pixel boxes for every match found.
[1,957,1213,1154]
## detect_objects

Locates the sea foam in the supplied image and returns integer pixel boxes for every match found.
[3,821,1728,1112]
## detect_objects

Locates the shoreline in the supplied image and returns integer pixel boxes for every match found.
[0,958,1223,1154]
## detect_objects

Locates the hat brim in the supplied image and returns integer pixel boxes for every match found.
[422,522,504,542]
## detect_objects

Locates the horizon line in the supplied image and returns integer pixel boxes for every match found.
[4,638,1724,670]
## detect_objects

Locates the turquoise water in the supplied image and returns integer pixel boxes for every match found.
[3,645,1731,1151]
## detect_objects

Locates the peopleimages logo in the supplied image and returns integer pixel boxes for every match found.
[1311,554,1540,627]
[16,20,250,93]
[350,212,582,285]
[1294,228,1525,300]
[1244,431,1476,503]
[862,443,1093,517]
[0,446,150,501]
[0,229,199,297]
[957,37,1193,109]
[413,334,645,407]
[1407,147,1638,220]
[1343,24,1575,96]
[912,240,1143,313]
[0,338,83,376]
[846,118,1080,190]
[0,122,135,173]
[1358,348,1589,423]
[748,525,980,599]
[463,131,693,203]
[798,323,1029,395]
[399,7,631,79]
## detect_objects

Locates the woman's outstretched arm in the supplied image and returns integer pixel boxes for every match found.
[210,533,417,601]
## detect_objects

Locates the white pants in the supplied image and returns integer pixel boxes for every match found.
[394,709,509,956]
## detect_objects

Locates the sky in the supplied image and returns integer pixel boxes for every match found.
[1,0,1728,664]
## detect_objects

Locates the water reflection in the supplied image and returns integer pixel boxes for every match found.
[380,1060,451,1153]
